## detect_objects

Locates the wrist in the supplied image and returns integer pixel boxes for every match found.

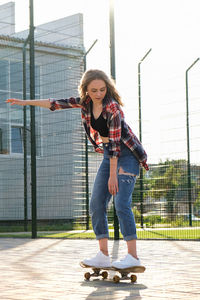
[109,172,117,178]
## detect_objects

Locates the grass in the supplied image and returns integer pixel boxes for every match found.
[137,228,200,240]
[0,228,199,240]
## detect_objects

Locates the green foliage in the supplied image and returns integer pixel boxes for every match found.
[150,160,186,200]
[143,215,162,227]
[132,207,141,223]
[171,217,187,227]
[146,159,197,218]
[194,192,200,215]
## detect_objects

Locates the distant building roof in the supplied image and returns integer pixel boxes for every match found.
[0,2,84,52]
[0,34,85,57]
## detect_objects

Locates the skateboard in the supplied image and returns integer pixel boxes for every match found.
[80,262,145,283]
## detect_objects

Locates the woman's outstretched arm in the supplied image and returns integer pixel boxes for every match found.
[6,98,51,109]
[6,97,83,110]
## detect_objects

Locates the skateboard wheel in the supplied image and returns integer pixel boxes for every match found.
[84,272,91,280]
[102,271,108,279]
[113,275,120,283]
[130,274,137,282]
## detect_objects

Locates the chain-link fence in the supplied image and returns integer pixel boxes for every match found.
[0,0,199,240]
[0,1,88,233]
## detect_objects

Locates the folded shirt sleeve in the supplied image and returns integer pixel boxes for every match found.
[108,109,122,158]
[49,97,83,111]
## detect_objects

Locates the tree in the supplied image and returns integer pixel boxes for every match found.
[194,192,200,216]
[149,160,187,219]
[133,159,199,221]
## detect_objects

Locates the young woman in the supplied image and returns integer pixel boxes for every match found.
[6,69,149,269]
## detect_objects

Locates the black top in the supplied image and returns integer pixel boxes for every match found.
[90,102,109,137]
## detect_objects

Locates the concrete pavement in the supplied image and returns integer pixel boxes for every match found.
[0,238,199,299]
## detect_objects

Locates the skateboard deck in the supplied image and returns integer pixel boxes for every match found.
[80,262,145,283]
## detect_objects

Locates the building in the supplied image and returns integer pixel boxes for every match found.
[0,2,89,224]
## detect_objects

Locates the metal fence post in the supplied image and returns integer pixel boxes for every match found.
[83,39,98,230]
[23,35,30,232]
[109,0,119,240]
[185,57,199,227]
[138,48,151,228]
[29,0,37,238]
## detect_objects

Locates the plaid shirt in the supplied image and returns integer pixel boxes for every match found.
[49,96,149,170]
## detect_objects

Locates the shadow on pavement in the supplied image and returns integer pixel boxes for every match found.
[0,238,32,251]
[81,279,147,300]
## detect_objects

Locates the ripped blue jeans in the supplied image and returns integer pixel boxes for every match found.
[90,141,139,241]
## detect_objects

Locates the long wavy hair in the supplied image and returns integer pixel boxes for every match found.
[78,69,123,106]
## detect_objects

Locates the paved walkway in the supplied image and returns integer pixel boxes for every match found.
[0,238,199,299]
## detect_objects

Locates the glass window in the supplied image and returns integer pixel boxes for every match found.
[0,91,9,154]
[10,61,40,96]
[0,60,8,91]
[11,126,23,153]
[10,92,23,124]
[11,125,31,155]
[0,58,41,156]
[0,128,2,152]
[10,61,23,92]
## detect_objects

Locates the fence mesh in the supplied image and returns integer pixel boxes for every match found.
[0,0,199,240]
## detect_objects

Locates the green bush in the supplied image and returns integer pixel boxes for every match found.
[132,207,141,223]
[143,215,162,227]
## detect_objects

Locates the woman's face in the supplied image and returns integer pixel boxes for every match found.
[87,79,107,104]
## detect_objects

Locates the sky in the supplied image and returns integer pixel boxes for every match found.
[1,0,200,164]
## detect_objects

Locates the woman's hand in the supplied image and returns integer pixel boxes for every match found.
[6,99,27,106]
[108,175,119,196]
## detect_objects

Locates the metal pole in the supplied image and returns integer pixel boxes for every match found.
[83,39,98,230]
[185,58,199,227]
[109,0,116,79]
[29,0,37,238]
[109,0,119,240]
[138,48,151,228]
[84,39,98,70]
[23,36,30,232]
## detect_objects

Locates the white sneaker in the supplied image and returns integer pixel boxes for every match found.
[81,251,111,268]
[112,254,141,269]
